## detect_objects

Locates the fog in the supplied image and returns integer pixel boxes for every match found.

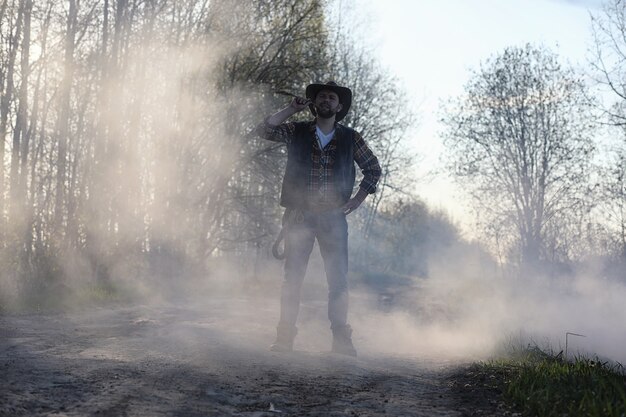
[95,238,626,367]
[0,1,625,375]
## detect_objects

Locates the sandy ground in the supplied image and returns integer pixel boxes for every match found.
[0,295,502,416]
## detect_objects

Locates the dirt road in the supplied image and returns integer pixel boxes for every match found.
[0,297,487,416]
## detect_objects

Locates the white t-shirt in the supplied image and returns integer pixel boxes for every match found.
[316,125,335,149]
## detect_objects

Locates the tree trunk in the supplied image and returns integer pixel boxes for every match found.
[10,0,31,232]
[54,0,77,244]
[24,1,53,266]
[0,0,23,246]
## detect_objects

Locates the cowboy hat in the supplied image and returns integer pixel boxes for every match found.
[305,81,352,122]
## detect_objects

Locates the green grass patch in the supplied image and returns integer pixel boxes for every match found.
[480,346,626,417]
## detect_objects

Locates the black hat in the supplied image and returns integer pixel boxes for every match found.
[305,81,352,122]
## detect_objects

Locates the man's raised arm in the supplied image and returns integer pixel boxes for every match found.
[267,97,309,125]
[255,97,310,143]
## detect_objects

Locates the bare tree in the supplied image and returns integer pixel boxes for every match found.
[52,0,77,242]
[590,0,626,127]
[589,0,626,260]
[8,0,32,238]
[0,0,23,245]
[442,45,595,270]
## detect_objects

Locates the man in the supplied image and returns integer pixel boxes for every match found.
[256,81,381,356]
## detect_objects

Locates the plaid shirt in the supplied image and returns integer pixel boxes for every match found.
[257,119,381,207]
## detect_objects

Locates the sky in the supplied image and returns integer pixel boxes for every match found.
[354,0,606,234]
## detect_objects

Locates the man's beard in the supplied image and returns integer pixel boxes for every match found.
[316,104,338,119]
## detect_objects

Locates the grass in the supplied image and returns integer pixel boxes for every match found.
[479,346,626,417]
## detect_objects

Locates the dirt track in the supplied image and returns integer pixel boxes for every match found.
[0,297,494,416]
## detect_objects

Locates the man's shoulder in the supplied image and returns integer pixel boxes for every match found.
[336,123,359,138]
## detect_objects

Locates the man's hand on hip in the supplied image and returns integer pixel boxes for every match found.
[342,189,368,215]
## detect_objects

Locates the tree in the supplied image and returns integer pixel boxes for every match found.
[590,0,626,127]
[590,0,626,261]
[0,0,23,245]
[442,45,595,270]
[370,198,459,277]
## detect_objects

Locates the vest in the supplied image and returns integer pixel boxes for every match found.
[280,122,356,209]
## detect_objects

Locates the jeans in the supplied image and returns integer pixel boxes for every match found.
[278,208,349,330]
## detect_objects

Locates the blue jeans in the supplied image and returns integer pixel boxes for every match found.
[279,208,349,330]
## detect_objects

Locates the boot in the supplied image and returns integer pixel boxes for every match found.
[331,324,357,357]
[270,323,297,352]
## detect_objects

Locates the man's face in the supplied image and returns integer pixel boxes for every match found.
[314,90,342,119]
